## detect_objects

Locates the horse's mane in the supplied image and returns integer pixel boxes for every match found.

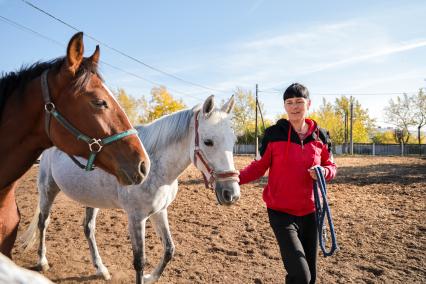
[136,104,232,155]
[0,57,102,121]
[136,107,197,154]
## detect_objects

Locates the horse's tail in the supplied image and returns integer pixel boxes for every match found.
[19,202,42,251]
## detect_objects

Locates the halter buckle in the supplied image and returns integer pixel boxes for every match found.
[44,102,56,113]
[88,139,103,153]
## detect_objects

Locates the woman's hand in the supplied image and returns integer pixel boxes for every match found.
[308,166,325,180]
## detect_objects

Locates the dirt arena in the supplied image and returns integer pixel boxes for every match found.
[12,156,426,283]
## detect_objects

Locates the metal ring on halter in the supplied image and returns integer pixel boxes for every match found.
[88,139,103,153]
[44,102,56,113]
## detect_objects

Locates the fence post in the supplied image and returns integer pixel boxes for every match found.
[372,143,375,156]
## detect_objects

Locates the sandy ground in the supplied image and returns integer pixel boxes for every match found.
[11,155,426,283]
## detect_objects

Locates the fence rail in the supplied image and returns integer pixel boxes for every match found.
[233,144,257,155]
[234,143,426,156]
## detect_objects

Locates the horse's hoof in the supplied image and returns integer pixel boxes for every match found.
[96,268,111,280]
[103,272,112,281]
[143,274,156,284]
[37,263,50,272]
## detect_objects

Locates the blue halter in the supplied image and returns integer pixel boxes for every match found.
[312,166,339,257]
[41,69,138,171]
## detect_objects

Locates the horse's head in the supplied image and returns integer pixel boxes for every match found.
[45,32,150,185]
[190,95,240,205]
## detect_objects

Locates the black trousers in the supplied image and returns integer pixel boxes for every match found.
[267,208,318,284]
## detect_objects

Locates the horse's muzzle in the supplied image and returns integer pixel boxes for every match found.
[215,181,240,206]
[118,160,150,185]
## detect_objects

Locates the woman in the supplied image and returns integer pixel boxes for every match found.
[239,83,337,284]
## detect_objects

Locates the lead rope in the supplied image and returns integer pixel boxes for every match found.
[313,166,339,257]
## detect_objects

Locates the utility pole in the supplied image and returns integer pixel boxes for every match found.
[345,109,349,154]
[258,102,266,133]
[349,96,354,155]
[255,84,259,158]
[343,109,348,154]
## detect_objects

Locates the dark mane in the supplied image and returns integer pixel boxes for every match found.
[0,57,102,120]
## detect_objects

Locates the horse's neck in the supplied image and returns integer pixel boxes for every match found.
[0,83,50,189]
[149,130,193,186]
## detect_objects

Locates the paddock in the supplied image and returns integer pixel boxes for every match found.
[13,156,426,283]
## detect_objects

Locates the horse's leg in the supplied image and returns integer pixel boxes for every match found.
[143,209,175,284]
[36,179,60,271]
[0,182,19,259]
[128,213,147,284]
[83,207,111,280]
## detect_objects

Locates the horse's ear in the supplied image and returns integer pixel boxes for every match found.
[66,32,84,75]
[203,95,215,118]
[221,95,235,114]
[89,45,100,65]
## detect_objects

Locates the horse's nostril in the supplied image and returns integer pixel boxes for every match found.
[223,189,231,202]
[139,161,147,176]
[133,173,142,185]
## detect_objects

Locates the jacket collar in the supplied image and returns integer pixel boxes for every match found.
[277,118,318,137]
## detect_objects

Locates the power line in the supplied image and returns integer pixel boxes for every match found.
[315,92,419,96]
[21,0,227,94]
[0,14,204,102]
[100,62,205,101]
[0,14,63,47]
[259,89,419,96]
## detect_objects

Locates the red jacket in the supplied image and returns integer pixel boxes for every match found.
[239,118,337,216]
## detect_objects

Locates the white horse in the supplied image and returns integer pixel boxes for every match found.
[21,95,240,284]
[0,253,53,284]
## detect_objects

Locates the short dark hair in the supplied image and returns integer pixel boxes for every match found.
[283,83,309,101]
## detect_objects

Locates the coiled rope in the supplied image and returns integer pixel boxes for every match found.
[313,166,339,257]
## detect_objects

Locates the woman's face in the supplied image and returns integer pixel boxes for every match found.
[284,97,310,121]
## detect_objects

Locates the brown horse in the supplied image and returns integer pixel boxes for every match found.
[0,32,150,258]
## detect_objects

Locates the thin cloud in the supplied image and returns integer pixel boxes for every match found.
[305,39,426,74]
[247,0,265,15]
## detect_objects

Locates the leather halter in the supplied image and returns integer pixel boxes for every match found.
[41,69,138,171]
[193,110,239,189]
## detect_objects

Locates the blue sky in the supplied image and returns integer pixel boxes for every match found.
[1,0,425,127]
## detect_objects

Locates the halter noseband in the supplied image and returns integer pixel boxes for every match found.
[41,69,138,171]
[193,110,239,189]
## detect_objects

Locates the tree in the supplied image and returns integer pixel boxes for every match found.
[233,88,256,139]
[384,94,416,143]
[232,87,270,143]
[144,86,186,122]
[137,95,150,123]
[309,99,343,143]
[309,96,375,144]
[370,129,397,144]
[412,89,426,147]
[115,88,140,124]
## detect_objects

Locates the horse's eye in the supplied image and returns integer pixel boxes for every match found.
[92,99,108,109]
[203,139,214,147]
